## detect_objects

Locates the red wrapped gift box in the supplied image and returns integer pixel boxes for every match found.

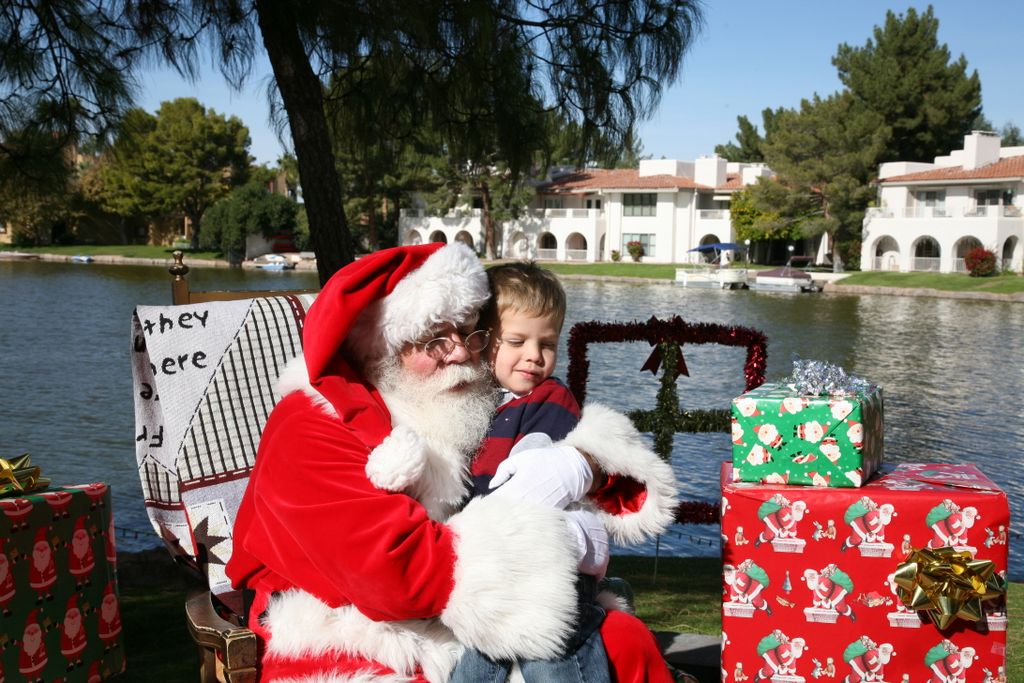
[720,463,1008,683]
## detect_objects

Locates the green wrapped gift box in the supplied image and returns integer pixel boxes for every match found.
[0,484,125,681]
[731,383,884,487]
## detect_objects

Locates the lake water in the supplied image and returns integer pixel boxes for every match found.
[2,260,1022,578]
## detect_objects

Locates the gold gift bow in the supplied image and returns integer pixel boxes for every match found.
[0,453,50,496]
[894,546,1006,630]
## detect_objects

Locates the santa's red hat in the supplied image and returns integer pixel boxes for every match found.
[303,242,488,382]
[66,593,79,612]
[34,527,49,547]
[25,607,40,628]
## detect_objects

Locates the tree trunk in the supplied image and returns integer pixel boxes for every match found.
[479,181,495,259]
[255,0,353,285]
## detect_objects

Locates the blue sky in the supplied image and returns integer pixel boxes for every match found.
[138,2,1020,167]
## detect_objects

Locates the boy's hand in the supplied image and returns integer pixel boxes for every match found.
[488,445,593,508]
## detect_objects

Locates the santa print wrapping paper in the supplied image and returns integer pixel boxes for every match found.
[720,463,1009,683]
[731,382,883,488]
[0,485,124,681]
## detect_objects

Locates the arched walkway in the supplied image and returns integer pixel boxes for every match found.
[508,231,530,260]
[429,230,448,244]
[566,232,588,261]
[912,236,941,272]
[1002,236,1019,272]
[404,230,423,246]
[953,236,983,273]
[537,232,557,260]
[873,235,900,271]
[454,231,474,250]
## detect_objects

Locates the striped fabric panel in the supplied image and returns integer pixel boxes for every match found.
[177,296,309,487]
[140,458,182,505]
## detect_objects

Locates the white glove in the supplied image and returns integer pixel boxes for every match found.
[488,445,594,509]
[565,508,609,578]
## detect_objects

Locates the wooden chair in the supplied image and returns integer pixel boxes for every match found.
[169,250,317,305]
[160,254,317,683]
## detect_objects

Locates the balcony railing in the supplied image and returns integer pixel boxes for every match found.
[953,258,969,273]
[536,248,557,260]
[565,249,588,261]
[697,209,730,220]
[1002,258,1015,272]
[912,257,941,272]
[531,208,596,219]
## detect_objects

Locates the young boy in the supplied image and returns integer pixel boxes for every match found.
[454,261,611,682]
[366,262,676,683]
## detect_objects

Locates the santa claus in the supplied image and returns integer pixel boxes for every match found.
[28,527,56,603]
[926,499,979,549]
[68,516,96,589]
[0,538,15,616]
[754,494,808,546]
[925,640,976,683]
[98,581,122,651]
[19,608,48,682]
[841,497,895,552]
[60,594,88,668]
[226,243,680,683]
[803,564,856,621]
[0,496,34,531]
[754,629,805,682]
[842,636,894,683]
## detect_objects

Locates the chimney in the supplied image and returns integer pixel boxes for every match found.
[962,131,1001,170]
[695,155,727,187]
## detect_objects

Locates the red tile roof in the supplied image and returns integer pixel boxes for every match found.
[881,155,1024,183]
[537,168,742,193]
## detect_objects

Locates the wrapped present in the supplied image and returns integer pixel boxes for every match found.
[0,484,124,681]
[730,364,883,487]
[720,463,1008,683]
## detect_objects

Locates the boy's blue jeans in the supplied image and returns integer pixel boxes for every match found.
[448,577,610,683]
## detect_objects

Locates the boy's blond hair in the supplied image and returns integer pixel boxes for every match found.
[482,262,567,332]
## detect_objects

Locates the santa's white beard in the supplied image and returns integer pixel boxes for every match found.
[373,357,499,518]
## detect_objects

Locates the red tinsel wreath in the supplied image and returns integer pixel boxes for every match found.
[566,315,767,405]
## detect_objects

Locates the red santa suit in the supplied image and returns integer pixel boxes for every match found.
[67,516,96,585]
[60,594,88,666]
[0,538,15,616]
[29,527,56,601]
[227,243,679,683]
[98,582,122,649]
[19,609,48,680]
[41,490,73,520]
[0,496,33,530]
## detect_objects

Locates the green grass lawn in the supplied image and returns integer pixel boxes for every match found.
[10,244,223,260]
[835,270,1024,294]
[114,554,1020,681]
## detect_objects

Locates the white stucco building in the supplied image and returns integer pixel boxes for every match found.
[399,156,771,263]
[861,131,1024,273]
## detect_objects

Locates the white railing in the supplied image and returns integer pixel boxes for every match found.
[1002,258,1015,272]
[953,258,969,273]
[565,249,588,261]
[913,257,941,272]
[697,209,730,220]
[866,207,894,219]
[902,207,948,218]
[530,208,597,219]
[536,248,557,260]
[1004,206,1022,217]
[399,208,483,219]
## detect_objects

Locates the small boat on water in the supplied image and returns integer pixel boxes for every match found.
[677,242,749,290]
[71,255,94,264]
[749,256,818,293]
[247,254,296,271]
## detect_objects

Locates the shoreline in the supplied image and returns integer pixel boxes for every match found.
[6,250,1022,302]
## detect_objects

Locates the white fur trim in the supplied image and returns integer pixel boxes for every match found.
[442,495,579,660]
[560,403,679,545]
[268,673,412,683]
[276,355,336,415]
[366,425,427,492]
[597,589,633,615]
[263,591,461,683]
[381,243,489,353]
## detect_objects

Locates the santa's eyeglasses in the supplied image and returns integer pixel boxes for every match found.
[414,329,491,358]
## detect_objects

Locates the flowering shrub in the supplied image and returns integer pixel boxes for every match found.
[626,240,644,262]
[964,247,997,277]
[610,249,622,262]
